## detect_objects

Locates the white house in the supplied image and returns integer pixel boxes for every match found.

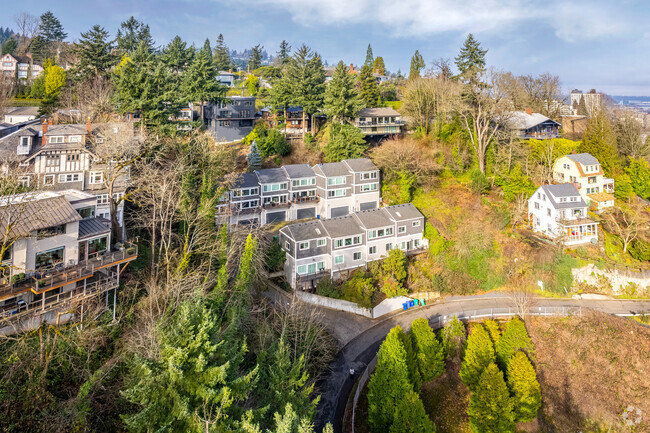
[552,153,615,210]
[528,183,599,246]
[4,107,39,125]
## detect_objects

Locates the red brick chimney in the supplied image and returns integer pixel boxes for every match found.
[572,149,577,154]
[48,118,53,125]
[228,68,232,73]
[349,64,354,73]
[42,118,48,135]
[86,117,92,134]
[525,108,533,116]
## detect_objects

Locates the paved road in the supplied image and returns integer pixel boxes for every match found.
[310,295,650,433]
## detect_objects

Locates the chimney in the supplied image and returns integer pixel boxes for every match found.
[350,64,354,73]
[48,118,53,125]
[86,117,92,134]
[42,118,48,135]
[228,68,232,73]
[572,149,577,154]
[525,108,533,116]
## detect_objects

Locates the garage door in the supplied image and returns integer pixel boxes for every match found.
[265,211,286,224]
[359,201,377,211]
[296,207,316,219]
[330,206,348,218]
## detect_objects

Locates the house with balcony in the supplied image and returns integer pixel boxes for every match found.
[279,203,427,290]
[216,158,381,226]
[204,96,256,143]
[552,153,615,210]
[354,107,404,136]
[528,183,598,246]
[0,190,137,333]
[508,109,561,139]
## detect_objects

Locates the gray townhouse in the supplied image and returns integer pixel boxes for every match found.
[204,96,256,143]
[278,203,428,291]
[216,158,381,226]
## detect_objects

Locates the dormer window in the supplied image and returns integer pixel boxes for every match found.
[17,136,31,155]
[68,135,82,143]
[48,136,64,144]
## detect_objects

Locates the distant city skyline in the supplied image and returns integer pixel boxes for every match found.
[3,0,650,96]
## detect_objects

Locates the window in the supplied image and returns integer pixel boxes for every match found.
[412,221,421,227]
[17,176,30,187]
[240,110,251,117]
[20,136,30,147]
[68,135,82,143]
[361,172,378,180]
[335,236,361,248]
[96,194,110,205]
[353,252,362,261]
[369,246,377,254]
[360,183,378,192]
[89,171,103,185]
[48,136,64,144]
[297,265,307,274]
[317,238,326,247]
[327,189,346,198]
[334,255,344,265]
[327,176,346,186]
[77,207,95,219]
[292,178,316,187]
[35,247,64,270]
[547,208,551,217]
[398,226,406,234]
[46,155,60,167]
[263,183,288,192]
[570,197,577,202]
[59,173,81,183]
[285,241,291,251]
[534,202,540,210]
[240,200,259,209]
[37,224,66,239]
[385,243,393,251]
[87,236,108,257]
[298,262,325,275]
[560,198,566,203]
[299,242,309,250]
[368,227,393,239]
[2,245,12,262]
[66,154,80,161]
[219,120,231,127]
[414,239,420,248]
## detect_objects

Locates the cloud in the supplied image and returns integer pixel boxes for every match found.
[246,0,638,42]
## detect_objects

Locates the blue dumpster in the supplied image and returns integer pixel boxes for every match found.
[403,302,409,311]
[408,300,415,308]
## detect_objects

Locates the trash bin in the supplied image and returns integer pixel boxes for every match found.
[413,299,419,306]
[421,299,426,306]
[408,300,415,308]
[403,302,409,311]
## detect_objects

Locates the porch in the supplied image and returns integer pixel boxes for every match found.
[560,219,598,245]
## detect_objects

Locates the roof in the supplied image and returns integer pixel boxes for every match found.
[286,106,304,113]
[281,220,328,241]
[255,168,288,184]
[382,203,425,221]
[5,106,39,117]
[566,153,599,166]
[343,158,378,172]
[539,184,587,209]
[313,162,350,177]
[508,111,560,130]
[44,124,87,136]
[357,107,400,117]
[320,215,365,238]
[0,195,81,240]
[587,192,615,202]
[282,164,315,179]
[232,173,260,189]
[0,127,41,162]
[353,208,394,229]
[78,218,110,240]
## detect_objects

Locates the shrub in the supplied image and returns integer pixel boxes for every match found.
[470,169,489,195]
[315,277,340,298]
[340,270,375,308]
[629,239,650,262]
[264,240,286,272]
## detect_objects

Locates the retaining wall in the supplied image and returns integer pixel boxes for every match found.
[573,264,650,295]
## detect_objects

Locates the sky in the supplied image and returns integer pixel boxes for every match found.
[3,0,650,96]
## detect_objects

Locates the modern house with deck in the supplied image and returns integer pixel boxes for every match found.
[509,109,561,139]
[204,96,256,143]
[354,107,404,136]
[279,204,427,290]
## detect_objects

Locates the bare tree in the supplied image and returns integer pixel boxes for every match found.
[510,193,529,231]
[508,285,536,321]
[401,77,459,136]
[615,114,649,160]
[370,137,441,184]
[0,75,15,120]
[13,12,39,55]
[602,203,648,253]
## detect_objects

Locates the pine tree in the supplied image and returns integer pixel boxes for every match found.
[116,16,153,55]
[455,33,488,80]
[323,123,367,162]
[409,50,425,80]
[358,64,380,107]
[495,318,534,370]
[506,351,541,423]
[248,44,264,70]
[460,323,496,391]
[71,25,116,81]
[2,38,17,56]
[323,60,364,123]
[468,363,516,433]
[442,316,466,359]
[410,318,445,384]
[580,110,620,176]
[31,11,67,60]
[181,46,224,120]
[364,43,374,68]
[247,140,262,171]
[277,40,291,66]
[213,34,231,72]
[161,36,194,75]
[367,326,412,433]
[372,56,386,75]
[388,390,435,433]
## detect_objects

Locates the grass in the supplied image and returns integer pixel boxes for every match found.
[9,98,41,107]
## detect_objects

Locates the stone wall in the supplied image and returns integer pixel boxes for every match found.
[572,264,650,295]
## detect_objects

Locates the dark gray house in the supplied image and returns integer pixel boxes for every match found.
[205,96,256,143]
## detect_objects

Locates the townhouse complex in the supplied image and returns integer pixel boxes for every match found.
[279,203,428,290]
[217,158,381,226]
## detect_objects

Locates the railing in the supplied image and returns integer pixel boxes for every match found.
[291,196,319,204]
[355,120,405,127]
[296,270,329,282]
[262,201,291,210]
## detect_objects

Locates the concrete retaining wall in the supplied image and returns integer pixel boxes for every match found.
[294,292,416,319]
[573,264,650,295]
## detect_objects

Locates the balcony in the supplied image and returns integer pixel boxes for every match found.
[296,269,329,282]
[355,119,405,127]
[291,195,320,204]
[262,201,290,210]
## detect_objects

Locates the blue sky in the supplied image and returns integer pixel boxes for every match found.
[4,0,650,95]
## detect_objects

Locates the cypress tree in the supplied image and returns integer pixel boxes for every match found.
[580,110,620,176]
[358,64,380,107]
[460,323,496,391]
[247,141,262,171]
[323,60,364,123]
[483,320,501,346]
[442,315,466,359]
[410,318,445,384]
[495,318,534,370]
[468,363,516,433]
[506,351,541,423]
[409,50,425,80]
[396,325,421,390]
[389,390,435,433]
[367,326,412,433]
[372,56,386,75]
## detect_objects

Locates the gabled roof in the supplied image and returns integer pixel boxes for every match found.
[232,173,260,189]
[0,195,81,240]
[508,111,560,130]
[353,208,394,229]
[343,158,378,173]
[539,184,587,209]
[0,127,41,162]
[5,106,39,117]
[255,168,288,184]
[281,219,328,241]
[282,164,315,179]
[357,107,400,117]
[44,124,87,136]
[320,215,365,238]
[382,203,424,221]
[566,153,599,166]
[313,162,350,177]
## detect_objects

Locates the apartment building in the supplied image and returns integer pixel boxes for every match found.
[552,153,614,210]
[528,183,598,246]
[279,204,427,290]
[0,190,137,332]
[217,158,381,226]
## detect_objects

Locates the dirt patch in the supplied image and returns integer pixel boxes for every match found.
[420,359,471,433]
[527,310,650,432]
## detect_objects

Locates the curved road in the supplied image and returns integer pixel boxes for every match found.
[311,295,650,433]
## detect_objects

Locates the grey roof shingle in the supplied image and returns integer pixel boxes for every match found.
[357,107,401,117]
[540,184,587,209]
[0,195,81,240]
[281,220,328,241]
[282,164,315,179]
[0,127,41,162]
[353,208,394,229]
[566,153,599,166]
[320,215,365,238]
[313,162,350,177]
[382,203,424,221]
[44,124,87,136]
[256,168,288,184]
[232,173,260,189]
[78,217,110,240]
[508,111,560,130]
[5,106,39,117]
[343,158,378,173]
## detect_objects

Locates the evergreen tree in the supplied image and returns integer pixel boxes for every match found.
[323,123,367,162]
[409,50,425,80]
[442,316,466,359]
[358,64,380,107]
[624,157,650,199]
[460,323,496,391]
[395,325,421,390]
[31,11,67,60]
[388,390,435,433]
[483,319,501,347]
[576,96,588,116]
[381,248,407,294]
[364,43,374,67]
[248,44,264,70]
[203,38,212,61]
[495,318,534,370]
[2,38,17,56]
[71,25,116,81]
[467,363,516,433]
[614,173,635,200]
[213,34,231,71]
[580,110,620,176]
[410,318,445,384]
[161,36,194,75]
[455,33,488,80]
[247,140,263,171]
[367,326,412,433]
[506,351,541,423]
[372,56,386,75]
[323,60,364,123]
[277,40,291,66]
[182,46,224,120]
[116,16,154,54]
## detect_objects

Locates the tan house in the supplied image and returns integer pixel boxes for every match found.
[1,53,44,80]
[552,153,615,210]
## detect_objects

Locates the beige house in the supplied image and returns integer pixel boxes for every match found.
[552,153,615,210]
